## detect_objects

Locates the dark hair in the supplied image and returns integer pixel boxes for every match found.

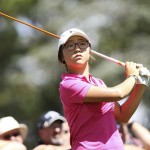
[58,45,65,64]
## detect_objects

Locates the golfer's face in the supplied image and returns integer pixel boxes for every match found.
[62,36,91,71]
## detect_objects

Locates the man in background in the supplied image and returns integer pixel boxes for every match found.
[33,110,71,150]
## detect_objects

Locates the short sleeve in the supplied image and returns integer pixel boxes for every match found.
[59,78,91,105]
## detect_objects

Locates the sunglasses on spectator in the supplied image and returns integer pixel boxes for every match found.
[2,131,20,140]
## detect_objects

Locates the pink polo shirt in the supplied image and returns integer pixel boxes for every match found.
[59,73,124,150]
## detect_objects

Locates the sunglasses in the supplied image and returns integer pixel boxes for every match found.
[3,131,20,140]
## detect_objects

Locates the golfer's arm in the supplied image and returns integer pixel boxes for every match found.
[114,84,146,123]
[84,76,136,102]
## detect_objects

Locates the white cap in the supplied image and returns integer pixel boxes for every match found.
[0,116,28,141]
[58,28,90,49]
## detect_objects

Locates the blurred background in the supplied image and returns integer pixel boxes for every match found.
[0,0,150,149]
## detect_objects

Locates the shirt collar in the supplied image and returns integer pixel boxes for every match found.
[61,73,93,83]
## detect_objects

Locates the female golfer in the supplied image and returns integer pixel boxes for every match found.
[58,28,148,150]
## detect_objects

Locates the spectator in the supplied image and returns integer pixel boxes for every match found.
[33,111,71,150]
[0,116,28,150]
[117,121,150,150]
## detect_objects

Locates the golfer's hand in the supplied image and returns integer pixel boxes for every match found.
[137,75,149,87]
[125,62,140,78]
[139,67,150,77]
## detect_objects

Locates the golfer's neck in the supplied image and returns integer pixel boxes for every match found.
[68,63,90,80]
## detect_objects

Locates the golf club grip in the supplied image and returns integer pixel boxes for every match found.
[91,50,125,66]
[91,50,150,77]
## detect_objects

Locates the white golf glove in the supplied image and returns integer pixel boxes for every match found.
[139,67,150,77]
[137,75,149,87]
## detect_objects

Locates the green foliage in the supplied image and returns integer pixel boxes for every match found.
[0,0,38,15]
